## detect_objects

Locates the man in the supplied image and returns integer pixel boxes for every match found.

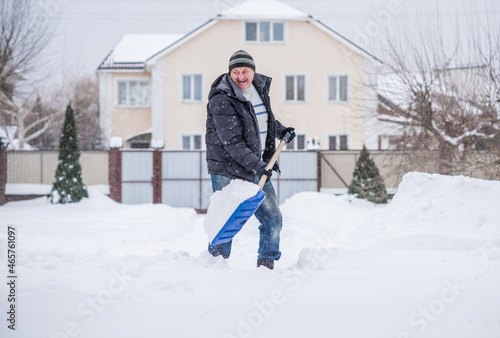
[205,50,295,270]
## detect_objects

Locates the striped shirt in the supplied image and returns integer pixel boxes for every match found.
[242,85,268,158]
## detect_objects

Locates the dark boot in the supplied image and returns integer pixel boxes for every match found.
[257,258,274,270]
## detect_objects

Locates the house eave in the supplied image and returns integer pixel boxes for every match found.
[97,68,146,74]
[311,20,382,64]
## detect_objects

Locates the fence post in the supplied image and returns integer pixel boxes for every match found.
[152,149,162,204]
[0,140,7,205]
[108,147,122,202]
[317,151,322,191]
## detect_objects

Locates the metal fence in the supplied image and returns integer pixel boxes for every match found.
[6,151,109,186]
[117,150,319,210]
[4,149,498,209]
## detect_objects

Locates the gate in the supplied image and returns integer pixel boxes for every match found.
[121,150,155,204]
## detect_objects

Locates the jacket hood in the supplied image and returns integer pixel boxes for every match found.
[208,73,272,101]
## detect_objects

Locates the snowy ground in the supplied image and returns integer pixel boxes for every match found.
[1,172,499,338]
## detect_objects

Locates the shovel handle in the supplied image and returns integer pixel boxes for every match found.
[258,139,287,188]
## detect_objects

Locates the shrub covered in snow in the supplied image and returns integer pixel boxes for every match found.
[50,103,88,204]
[348,145,388,203]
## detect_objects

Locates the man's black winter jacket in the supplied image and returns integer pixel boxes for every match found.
[205,73,286,182]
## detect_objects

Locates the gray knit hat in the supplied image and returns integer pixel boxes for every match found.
[228,50,256,72]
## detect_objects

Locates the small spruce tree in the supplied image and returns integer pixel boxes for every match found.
[50,103,88,204]
[348,145,389,203]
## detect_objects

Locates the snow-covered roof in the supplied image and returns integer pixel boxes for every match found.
[98,34,183,70]
[113,34,182,63]
[98,0,379,71]
[218,0,311,20]
[377,73,411,108]
[377,66,494,110]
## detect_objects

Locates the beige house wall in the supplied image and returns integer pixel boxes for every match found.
[161,20,245,150]
[110,72,153,143]
[161,19,368,150]
[109,19,370,150]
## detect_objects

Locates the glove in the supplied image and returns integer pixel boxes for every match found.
[280,127,295,144]
[256,166,272,182]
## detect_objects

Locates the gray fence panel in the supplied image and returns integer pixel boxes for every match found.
[121,151,153,204]
[162,181,199,208]
[200,152,210,179]
[162,151,210,210]
[278,151,318,179]
[163,152,200,178]
[122,183,153,204]
[200,152,212,209]
[277,180,318,203]
[276,151,318,203]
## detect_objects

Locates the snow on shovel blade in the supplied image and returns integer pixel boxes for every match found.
[205,179,265,246]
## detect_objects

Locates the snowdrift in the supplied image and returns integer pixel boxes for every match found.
[0,172,499,338]
[350,172,500,250]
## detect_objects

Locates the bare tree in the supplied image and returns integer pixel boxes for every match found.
[68,75,103,150]
[2,96,55,149]
[0,0,55,148]
[374,5,500,178]
[32,75,103,150]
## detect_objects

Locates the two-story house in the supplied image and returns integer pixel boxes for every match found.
[97,0,381,150]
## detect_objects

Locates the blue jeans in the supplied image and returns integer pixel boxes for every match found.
[208,174,282,261]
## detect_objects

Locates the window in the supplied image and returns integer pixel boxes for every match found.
[246,22,257,41]
[182,74,202,101]
[259,22,270,41]
[273,22,284,41]
[329,136,337,151]
[328,135,348,150]
[286,134,306,150]
[285,75,306,101]
[245,22,284,42]
[328,75,348,102]
[182,135,202,150]
[130,141,150,149]
[117,80,149,106]
[128,133,151,148]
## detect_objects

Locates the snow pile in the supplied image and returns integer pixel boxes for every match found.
[0,172,499,338]
[109,136,123,148]
[280,192,377,252]
[350,172,500,250]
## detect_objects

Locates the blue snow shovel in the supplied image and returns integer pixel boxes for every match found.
[205,132,292,246]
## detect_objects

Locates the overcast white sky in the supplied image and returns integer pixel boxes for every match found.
[37,0,498,85]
